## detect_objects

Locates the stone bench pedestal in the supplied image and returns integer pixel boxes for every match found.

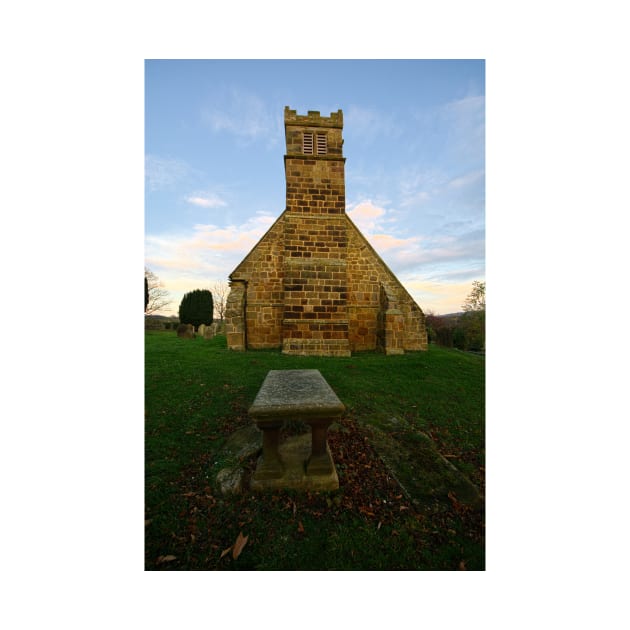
[248,369,345,491]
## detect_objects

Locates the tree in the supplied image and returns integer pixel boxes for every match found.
[459,281,485,351]
[178,289,214,329]
[462,280,485,312]
[145,268,172,315]
[212,280,229,323]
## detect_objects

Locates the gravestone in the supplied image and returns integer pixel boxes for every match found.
[177,323,195,339]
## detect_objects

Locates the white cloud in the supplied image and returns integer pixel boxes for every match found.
[185,194,227,208]
[441,94,485,161]
[398,168,448,208]
[145,155,191,191]
[200,87,280,145]
[448,169,484,189]
[444,94,485,120]
[345,105,401,144]
[145,213,276,314]
[389,230,484,272]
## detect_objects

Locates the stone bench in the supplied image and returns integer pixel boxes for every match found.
[248,369,345,491]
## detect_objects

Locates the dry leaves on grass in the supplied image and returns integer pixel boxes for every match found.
[220,531,249,560]
[156,555,177,564]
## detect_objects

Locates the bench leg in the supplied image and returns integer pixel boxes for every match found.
[253,422,284,480]
[306,418,334,476]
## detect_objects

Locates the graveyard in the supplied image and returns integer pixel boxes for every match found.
[145,330,485,570]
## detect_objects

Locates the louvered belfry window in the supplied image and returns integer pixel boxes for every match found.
[316,133,327,155]
[303,132,314,154]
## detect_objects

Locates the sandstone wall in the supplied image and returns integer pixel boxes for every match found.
[225,215,284,350]
[226,213,427,354]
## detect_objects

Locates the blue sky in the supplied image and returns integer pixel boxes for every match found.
[145,59,485,315]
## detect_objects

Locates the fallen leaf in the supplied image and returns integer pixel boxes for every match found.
[145,519,152,527]
[377,521,382,530]
[297,521,305,533]
[232,531,249,560]
[157,555,177,563]
[459,561,467,571]
[220,546,232,559]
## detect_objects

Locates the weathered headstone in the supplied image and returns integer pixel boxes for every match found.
[197,323,206,337]
[203,322,218,339]
[176,323,195,339]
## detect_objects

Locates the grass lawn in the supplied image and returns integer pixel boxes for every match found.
[145,330,485,570]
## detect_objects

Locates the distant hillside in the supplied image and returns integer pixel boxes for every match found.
[432,312,463,324]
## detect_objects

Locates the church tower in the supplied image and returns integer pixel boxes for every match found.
[225,106,427,356]
[281,107,351,356]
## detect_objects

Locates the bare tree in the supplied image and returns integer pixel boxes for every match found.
[462,280,486,312]
[212,280,230,323]
[145,268,172,314]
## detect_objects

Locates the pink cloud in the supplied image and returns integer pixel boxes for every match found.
[369,233,419,251]
[347,200,386,232]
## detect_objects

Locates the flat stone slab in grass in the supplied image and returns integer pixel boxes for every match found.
[248,369,345,421]
[368,420,483,510]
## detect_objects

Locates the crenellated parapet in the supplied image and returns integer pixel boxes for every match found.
[284,107,343,128]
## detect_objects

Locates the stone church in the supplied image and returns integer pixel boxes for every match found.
[225,107,428,357]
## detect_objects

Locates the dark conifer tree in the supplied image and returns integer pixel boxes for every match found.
[178,289,214,329]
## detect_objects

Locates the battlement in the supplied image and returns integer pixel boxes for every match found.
[284,106,343,129]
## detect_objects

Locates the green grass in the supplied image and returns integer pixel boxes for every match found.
[145,331,485,570]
